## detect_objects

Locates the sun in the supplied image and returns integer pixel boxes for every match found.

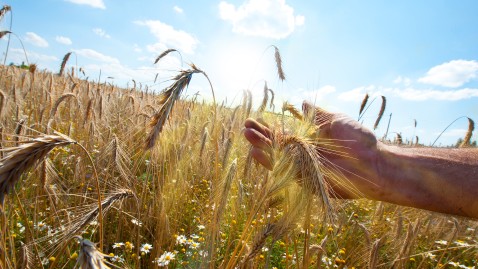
[206,39,274,103]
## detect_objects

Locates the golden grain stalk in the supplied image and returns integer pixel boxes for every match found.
[282,102,303,120]
[259,81,269,112]
[59,52,72,77]
[359,93,369,116]
[0,133,76,205]
[154,48,179,64]
[373,96,386,130]
[460,117,475,147]
[273,45,286,81]
[0,5,11,21]
[0,30,11,39]
[277,134,335,222]
[145,64,215,149]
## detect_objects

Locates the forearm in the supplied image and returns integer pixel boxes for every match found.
[376,144,478,218]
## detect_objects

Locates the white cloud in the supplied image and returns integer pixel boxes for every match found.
[218,0,305,39]
[6,48,58,66]
[338,85,478,102]
[418,60,478,88]
[390,87,478,101]
[393,76,411,86]
[24,32,48,47]
[73,49,120,64]
[65,0,105,9]
[135,20,198,54]
[283,85,336,105]
[55,36,72,45]
[145,42,168,54]
[93,28,111,39]
[173,6,183,14]
[338,85,380,102]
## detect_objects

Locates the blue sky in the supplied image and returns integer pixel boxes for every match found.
[1,0,478,146]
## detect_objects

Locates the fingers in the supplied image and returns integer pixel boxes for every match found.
[245,118,273,139]
[244,118,274,170]
[244,128,272,153]
[251,147,273,170]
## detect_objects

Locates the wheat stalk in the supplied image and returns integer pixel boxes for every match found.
[460,117,474,147]
[272,45,286,81]
[277,134,335,222]
[359,93,369,118]
[0,30,11,39]
[59,52,72,77]
[0,133,76,205]
[373,96,386,130]
[0,5,11,21]
[259,81,269,112]
[368,238,383,269]
[145,64,215,149]
[282,102,303,120]
[154,48,180,64]
[49,93,77,120]
[268,88,275,110]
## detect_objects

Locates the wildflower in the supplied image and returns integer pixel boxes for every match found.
[454,240,471,247]
[140,243,153,254]
[190,241,200,249]
[35,221,48,232]
[424,252,436,260]
[449,261,461,267]
[131,218,142,227]
[70,252,78,259]
[49,257,56,262]
[435,240,448,245]
[262,247,269,252]
[154,251,175,267]
[176,235,187,245]
[335,257,346,265]
[125,241,134,251]
[110,255,125,263]
[197,224,205,230]
[198,250,208,257]
[112,242,124,249]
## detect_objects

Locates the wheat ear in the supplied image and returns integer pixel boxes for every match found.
[259,81,269,112]
[49,93,77,120]
[373,96,386,130]
[460,117,474,147]
[358,93,369,118]
[0,5,11,21]
[59,52,72,76]
[272,45,286,81]
[145,64,215,149]
[0,133,76,205]
[154,48,181,64]
[277,135,335,222]
[0,30,11,39]
[282,102,303,120]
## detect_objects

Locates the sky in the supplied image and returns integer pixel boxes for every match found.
[1,0,478,146]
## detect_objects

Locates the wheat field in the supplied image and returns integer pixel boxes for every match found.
[0,50,477,269]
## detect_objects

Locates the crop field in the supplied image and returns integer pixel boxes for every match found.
[0,52,477,269]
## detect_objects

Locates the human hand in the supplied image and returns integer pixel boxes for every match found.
[244,102,386,200]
